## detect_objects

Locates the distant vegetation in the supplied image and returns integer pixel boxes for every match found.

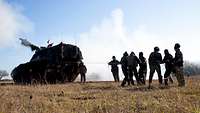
[183,61,200,76]
[0,70,8,80]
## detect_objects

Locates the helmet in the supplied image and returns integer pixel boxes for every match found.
[130,52,135,56]
[154,46,160,52]
[139,52,143,57]
[112,56,116,59]
[123,51,128,56]
[174,43,180,49]
[164,49,169,54]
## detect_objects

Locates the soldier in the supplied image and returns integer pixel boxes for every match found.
[173,43,185,87]
[127,52,141,85]
[120,51,130,86]
[163,49,173,86]
[148,47,163,88]
[47,40,53,48]
[138,52,147,85]
[108,56,120,82]
[79,62,87,83]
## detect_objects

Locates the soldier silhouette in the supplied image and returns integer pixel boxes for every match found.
[79,62,87,83]
[138,52,147,85]
[47,40,53,48]
[108,56,120,82]
[127,52,141,85]
[148,47,163,88]
[173,43,185,87]
[163,49,174,86]
[120,52,130,86]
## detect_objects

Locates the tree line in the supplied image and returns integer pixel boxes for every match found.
[0,60,200,81]
[183,61,200,76]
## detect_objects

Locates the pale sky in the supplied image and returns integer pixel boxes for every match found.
[0,0,200,80]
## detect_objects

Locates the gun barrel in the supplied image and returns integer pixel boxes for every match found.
[19,38,40,51]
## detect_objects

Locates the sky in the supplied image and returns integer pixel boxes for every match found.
[0,0,200,80]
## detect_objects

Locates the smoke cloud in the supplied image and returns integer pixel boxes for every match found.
[0,0,33,47]
[77,8,170,81]
[76,8,199,81]
[45,8,200,81]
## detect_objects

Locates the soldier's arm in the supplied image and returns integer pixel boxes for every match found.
[170,54,174,62]
[148,53,153,64]
[117,60,121,65]
[84,66,87,73]
[163,56,168,63]
[144,58,147,64]
[176,51,183,63]
[162,56,166,63]
[136,56,141,64]
[159,54,163,64]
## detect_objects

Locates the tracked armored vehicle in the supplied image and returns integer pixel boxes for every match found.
[11,40,83,84]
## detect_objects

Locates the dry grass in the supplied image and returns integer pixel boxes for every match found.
[0,77,200,113]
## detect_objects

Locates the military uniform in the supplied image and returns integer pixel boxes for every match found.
[108,58,120,82]
[174,47,185,86]
[120,52,129,86]
[139,53,147,85]
[127,52,140,85]
[163,50,173,85]
[148,47,163,87]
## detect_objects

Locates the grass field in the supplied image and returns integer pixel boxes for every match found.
[0,77,200,113]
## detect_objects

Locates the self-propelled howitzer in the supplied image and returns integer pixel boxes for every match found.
[11,41,83,84]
